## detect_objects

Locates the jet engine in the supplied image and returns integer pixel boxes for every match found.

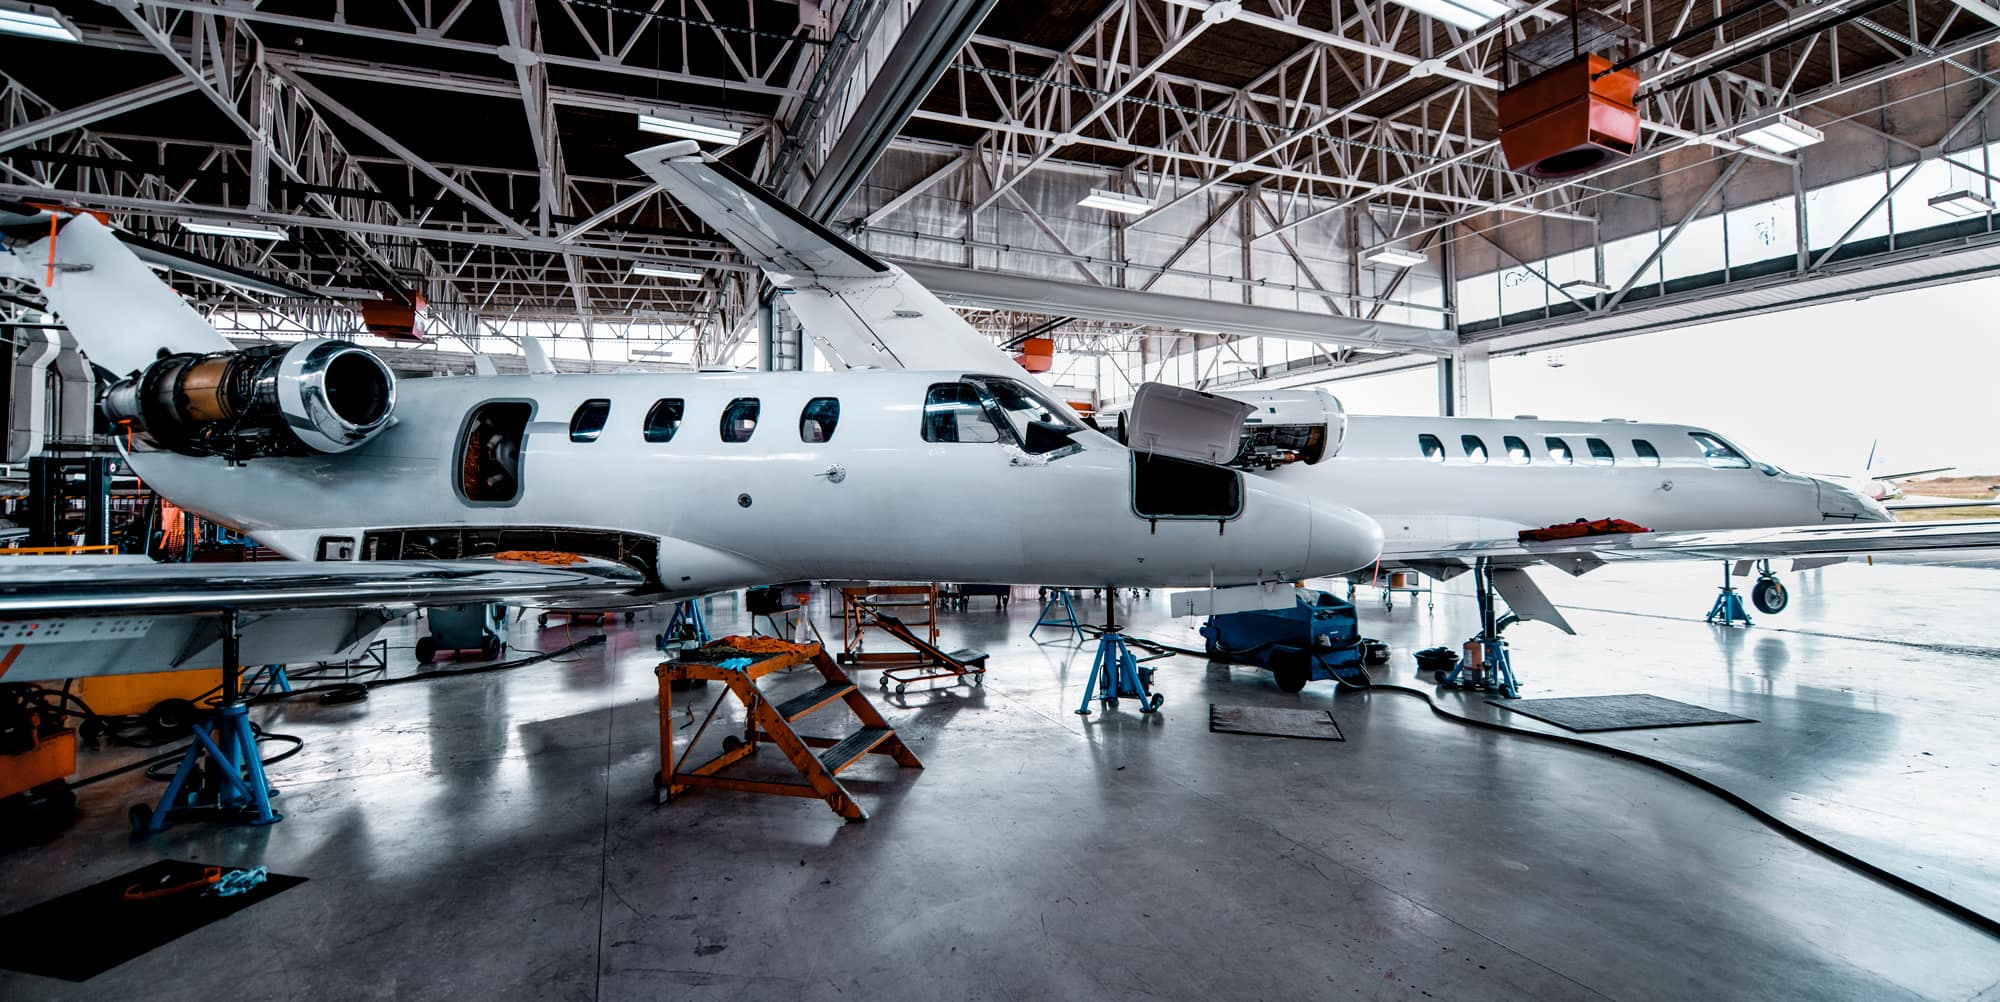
[102,339,396,461]
[1232,388,1346,469]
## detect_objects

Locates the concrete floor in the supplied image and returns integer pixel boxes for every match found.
[5,560,2000,1000]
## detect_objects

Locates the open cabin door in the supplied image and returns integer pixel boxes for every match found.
[1124,383,1252,523]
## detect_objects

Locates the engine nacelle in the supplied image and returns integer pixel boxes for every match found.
[103,339,395,460]
[1232,388,1346,469]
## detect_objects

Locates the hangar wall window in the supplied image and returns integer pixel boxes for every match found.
[1461,435,1488,464]
[719,398,760,443]
[1689,432,1750,469]
[1632,439,1661,467]
[643,399,684,443]
[1418,434,1445,462]
[458,401,532,505]
[1586,437,1616,465]
[1503,435,1530,464]
[921,383,1001,443]
[1545,437,1573,465]
[569,399,610,443]
[800,397,840,443]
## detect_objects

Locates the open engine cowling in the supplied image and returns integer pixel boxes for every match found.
[102,339,396,460]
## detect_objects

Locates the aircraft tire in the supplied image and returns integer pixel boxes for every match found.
[1751,578,1789,615]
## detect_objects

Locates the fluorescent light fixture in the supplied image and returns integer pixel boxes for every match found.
[1929,189,1995,218]
[320,285,387,301]
[630,262,703,281]
[1078,189,1152,215]
[1384,0,1512,31]
[635,113,742,146]
[1559,279,1612,295]
[179,218,288,241]
[1365,248,1428,268]
[0,3,80,42]
[951,304,995,312]
[1735,114,1822,154]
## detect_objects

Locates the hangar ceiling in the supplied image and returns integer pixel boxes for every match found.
[1,0,1996,388]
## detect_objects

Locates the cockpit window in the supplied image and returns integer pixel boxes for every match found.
[569,399,610,443]
[1418,434,1445,462]
[922,383,1001,443]
[800,397,839,443]
[1586,437,1616,465]
[1504,435,1531,464]
[1461,435,1488,464]
[1690,431,1750,469]
[964,375,1083,456]
[1545,436,1573,465]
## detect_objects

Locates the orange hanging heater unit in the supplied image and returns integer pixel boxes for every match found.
[1497,54,1641,181]
[361,290,429,342]
[1013,335,1054,373]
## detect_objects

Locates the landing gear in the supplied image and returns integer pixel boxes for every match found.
[1706,561,1752,627]
[1432,559,1520,699]
[1751,561,1789,615]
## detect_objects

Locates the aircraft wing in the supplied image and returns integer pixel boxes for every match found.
[1885,495,1999,511]
[0,554,646,617]
[1381,519,2000,578]
[626,141,1023,373]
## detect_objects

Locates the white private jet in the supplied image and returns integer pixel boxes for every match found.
[624,141,2000,692]
[0,197,1384,685]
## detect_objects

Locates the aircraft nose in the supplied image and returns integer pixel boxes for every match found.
[1305,498,1383,578]
[1814,477,1894,523]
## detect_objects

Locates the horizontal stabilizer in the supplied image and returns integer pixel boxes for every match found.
[626,142,1023,373]
[1,213,232,373]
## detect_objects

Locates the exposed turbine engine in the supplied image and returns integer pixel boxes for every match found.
[102,339,396,461]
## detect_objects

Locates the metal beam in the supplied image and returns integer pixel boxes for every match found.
[0,74,202,154]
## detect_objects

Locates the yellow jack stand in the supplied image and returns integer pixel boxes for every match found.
[656,641,921,822]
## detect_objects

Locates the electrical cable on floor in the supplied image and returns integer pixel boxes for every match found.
[1094,630,2000,940]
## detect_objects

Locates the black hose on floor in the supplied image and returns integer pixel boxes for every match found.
[1360,680,2000,942]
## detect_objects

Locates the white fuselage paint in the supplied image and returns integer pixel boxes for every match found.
[1264,414,1891,556]
[126,369,1382,595]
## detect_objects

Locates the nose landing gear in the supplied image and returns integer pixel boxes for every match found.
[1750,561,1789,615]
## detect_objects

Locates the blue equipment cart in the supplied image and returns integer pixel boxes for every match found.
[1199,591,1365,692]
[418,603,508,663]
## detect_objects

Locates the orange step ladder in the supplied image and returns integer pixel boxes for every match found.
[655,640,921,821]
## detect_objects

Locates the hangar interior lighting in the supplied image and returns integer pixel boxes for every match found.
[635,114,742,145]
[1365,248,1429,268]
[631,262,704,280]
[1735,114,1823,154]
[1928,189,1995,218]
[180,218,288,241]
[1559,279,1612,295]
[1077,189,1153,215]
[1384,0,1512,31]
[0,3,79,42]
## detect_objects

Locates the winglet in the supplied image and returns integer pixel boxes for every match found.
[521,335,556,375]
[627,143,1024,374]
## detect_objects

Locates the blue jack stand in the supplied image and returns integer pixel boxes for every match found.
[1031,589,1084,642]
[1705,562,1752,626]
[1433,559,1521,699]
[131,610,281,835]
[242,664,291,697]
[1073,590,1166,715]
[659,598,711,652]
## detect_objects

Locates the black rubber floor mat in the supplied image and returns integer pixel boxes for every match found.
[0,859,306,982]
[1209,704,1344,741]
[1491,694,1755,733]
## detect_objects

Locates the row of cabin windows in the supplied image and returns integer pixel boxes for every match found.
[566,397,841,445]
[1417,431,1747,469]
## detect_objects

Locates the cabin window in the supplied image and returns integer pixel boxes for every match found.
[643,399,684,443]
[1689,431,1750,469]
[457,401,532,505]
[1503,435,1530,465]
[921,383,1001,443]
[799,397,840,443]
[719,397,760,443]
[1586,437,1616,465]
[1632,439,1661,467]
[1132,452,1243,520]
[1461,435,1488,464]
[569,399,610,443]
[1418,434,1445,462]
[1545,436,1573,465]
